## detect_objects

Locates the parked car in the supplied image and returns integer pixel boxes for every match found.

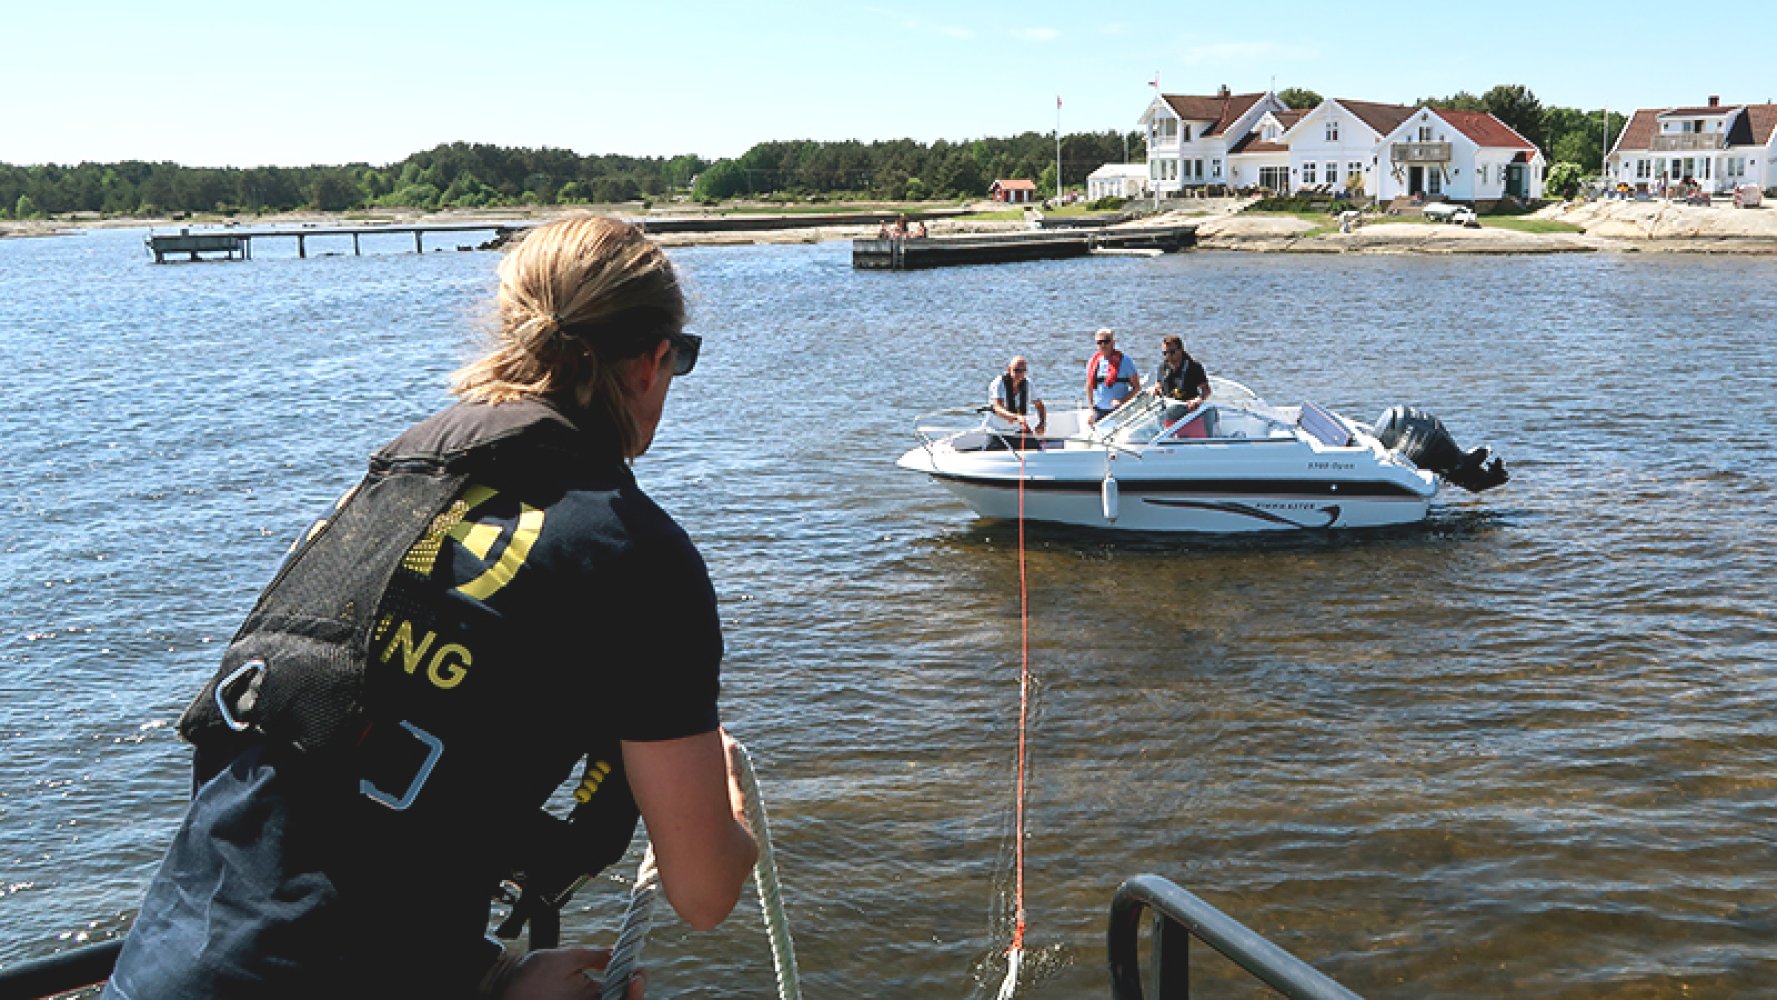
[1733,183,1763,208]
[1423,202,1479,226]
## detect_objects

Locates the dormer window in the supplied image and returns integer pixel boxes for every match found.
[1264,125,1278,140]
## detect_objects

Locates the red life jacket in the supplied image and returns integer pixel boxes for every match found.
[1089,351,1127,388]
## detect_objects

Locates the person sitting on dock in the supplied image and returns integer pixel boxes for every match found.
[910,220,928,238]
[1085,328,1141,424]
[989,356,1047,448]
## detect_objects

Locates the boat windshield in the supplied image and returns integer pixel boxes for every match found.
[1100,395,1201,445]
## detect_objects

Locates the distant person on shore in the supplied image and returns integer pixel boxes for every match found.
[911,220,928,238]
[1153,335,1210,409]
[989,355,1047,447]
[1084,328,1141,424]
[892,215,909,238]
[102,216,758,1000]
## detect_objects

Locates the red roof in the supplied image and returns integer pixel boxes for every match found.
[1333,99,1417,138]
[1159,91,1269,136]
[991,179,1037,191]
[1613,103,1777,151]
[1741,104,1777,144]
[1662,105,1739,117]
[1612,109,1659,153]
[1436,109,1538,151]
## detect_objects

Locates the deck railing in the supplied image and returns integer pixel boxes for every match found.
[1108,874,1363,1000]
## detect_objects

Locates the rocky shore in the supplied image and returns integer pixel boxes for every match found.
[1176,196,1777,254]
[9,197,1777,254]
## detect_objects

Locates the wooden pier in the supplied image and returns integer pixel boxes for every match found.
[851,223,1195,270]
[145,222,524,263]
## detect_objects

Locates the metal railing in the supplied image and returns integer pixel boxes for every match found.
[1108,875,1363,1000]
[1390,142,1452,163]
[0,938,122,1000]
[1649,133,1725,151]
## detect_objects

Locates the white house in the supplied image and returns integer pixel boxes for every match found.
[1139,86,1287,195]
[1255,99,1419,198]
[1374,107,1545,202]
[1224,109,1306,192]
[1086,163,1148,201]
[1606,97,1777,194]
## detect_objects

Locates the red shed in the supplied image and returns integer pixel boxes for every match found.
[989,178,1037,203]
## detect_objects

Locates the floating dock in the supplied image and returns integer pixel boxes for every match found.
[145,223,522,263]
[851,224,1194,270]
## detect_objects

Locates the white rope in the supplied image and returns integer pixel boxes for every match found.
[596,741,801,1000]
[734,743,802,1000]
[995,939,1024,1000]
[598,845,657,998]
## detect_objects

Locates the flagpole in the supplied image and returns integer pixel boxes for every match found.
[1055,95,1063,204]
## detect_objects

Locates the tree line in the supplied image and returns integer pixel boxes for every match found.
[0,85,1625,219]
[0,131,1142,220]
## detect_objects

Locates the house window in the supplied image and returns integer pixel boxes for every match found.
[1159,119,1177,140]
[1326,161,1337,184]
[1264,125,1278,140]
[1636,159,1650,179]
[1418,125,1434,141]
[1303,161,1318,184]
[1181,124,1191,142]
[1326,120,1339,142]
[1348,160,1362,180]
[1427,170,1442,195]
[1478,164,1488,183]
[1212,159,1221,179]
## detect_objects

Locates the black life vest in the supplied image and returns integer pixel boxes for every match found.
[178,399,639,927]
[997,373,1030,415]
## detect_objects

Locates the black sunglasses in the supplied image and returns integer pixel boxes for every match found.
[665,331,702,376]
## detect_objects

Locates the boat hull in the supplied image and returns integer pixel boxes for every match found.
[897,431,1437,533]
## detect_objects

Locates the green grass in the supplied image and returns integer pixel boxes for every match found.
[952,205,1112,222]
[1475,216,1583,234]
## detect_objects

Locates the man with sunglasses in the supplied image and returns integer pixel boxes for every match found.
[1084,328,1142,424]
[988,355,1047,449]
[1153,334,1210,409]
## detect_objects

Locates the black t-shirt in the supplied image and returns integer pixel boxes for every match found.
[1156,356,1209,401]
[106,403,722,1000]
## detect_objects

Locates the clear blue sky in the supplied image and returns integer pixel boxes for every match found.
[7,0,1772,168]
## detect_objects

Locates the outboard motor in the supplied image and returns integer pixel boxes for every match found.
[1373,405,1509,492]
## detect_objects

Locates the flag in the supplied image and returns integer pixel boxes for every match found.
[1056,96,1062,109]
[1149,76,1159,88]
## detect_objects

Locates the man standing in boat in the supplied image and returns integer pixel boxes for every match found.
[1084,328,1141,424]
[988,355,1046,448]
[1152,334,1210,409]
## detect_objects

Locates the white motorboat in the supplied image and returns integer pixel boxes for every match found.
[896,377,1507,533]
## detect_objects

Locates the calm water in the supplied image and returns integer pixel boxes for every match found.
[3,227,1775,998]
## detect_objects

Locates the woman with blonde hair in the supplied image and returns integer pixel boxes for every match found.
[106,216,755,1000]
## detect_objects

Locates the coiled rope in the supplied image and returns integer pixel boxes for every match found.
[995,444,1033,1000]
[601,741,801,1000]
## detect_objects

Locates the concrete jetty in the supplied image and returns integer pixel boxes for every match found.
[851,223,1195,269]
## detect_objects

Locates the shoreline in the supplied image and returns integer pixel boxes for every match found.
[9,199,1777,255]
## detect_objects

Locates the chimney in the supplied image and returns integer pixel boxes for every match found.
[1708,95,1720,107]
[1218,84,1230,98]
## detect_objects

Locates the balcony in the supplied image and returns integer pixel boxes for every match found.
[1650,133,1726,151]
[1391,142,1452,163]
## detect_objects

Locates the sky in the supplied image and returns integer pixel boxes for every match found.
[7,0,1774,169]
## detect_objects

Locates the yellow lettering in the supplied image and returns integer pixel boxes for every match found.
[426,643,472,689]
[379,619,435,675]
